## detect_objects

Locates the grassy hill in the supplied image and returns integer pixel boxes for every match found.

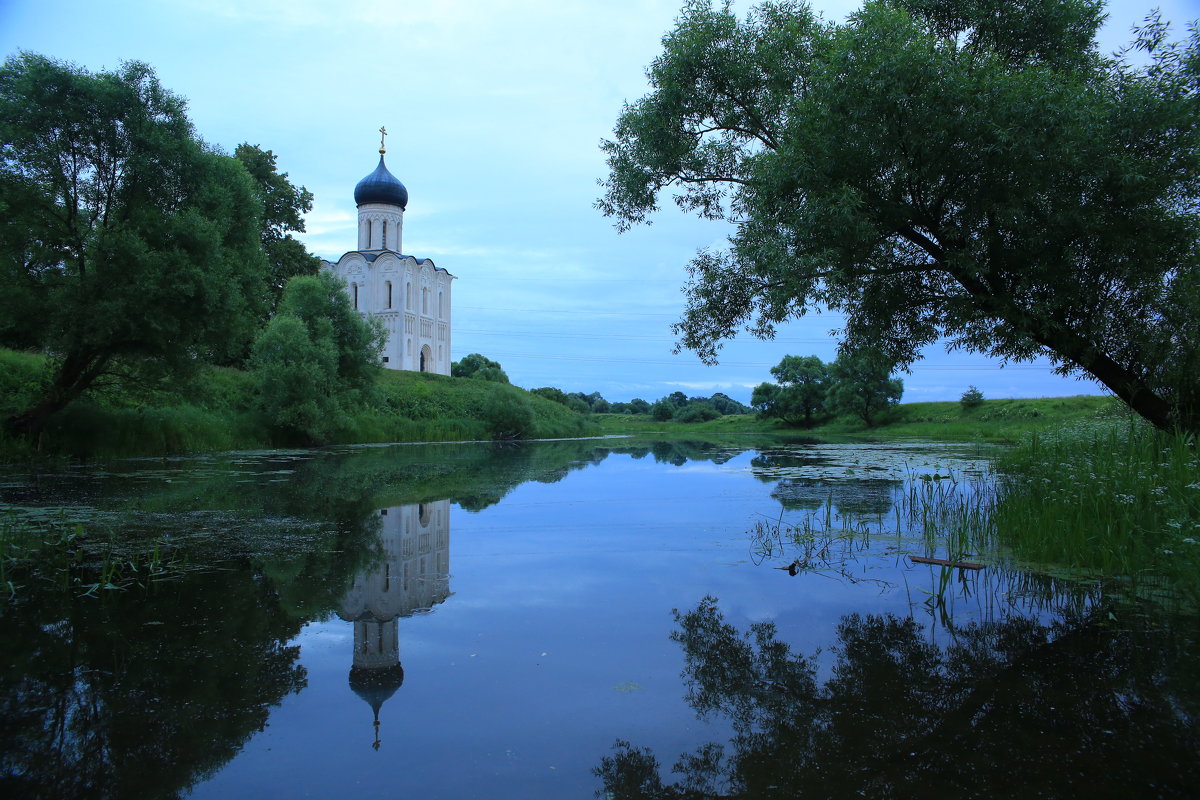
[0,348,594,460]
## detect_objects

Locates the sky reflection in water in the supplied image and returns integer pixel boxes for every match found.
[1,438,1194,799]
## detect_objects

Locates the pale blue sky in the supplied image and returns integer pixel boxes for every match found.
[3,0,1193,403]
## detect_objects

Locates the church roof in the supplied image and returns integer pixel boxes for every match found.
[349,663,405,724]
[323,251,454,278]
[354,155,409,209]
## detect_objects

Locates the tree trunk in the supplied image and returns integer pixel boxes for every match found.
[949,269,1190,435]
[3,349,110,439]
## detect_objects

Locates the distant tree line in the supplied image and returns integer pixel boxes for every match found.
[752,352,903,428]
[528,386,750,423]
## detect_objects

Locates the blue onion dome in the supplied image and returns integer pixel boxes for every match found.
[354,155,408,209]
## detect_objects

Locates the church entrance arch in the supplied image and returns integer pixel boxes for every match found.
[419,345,433,373]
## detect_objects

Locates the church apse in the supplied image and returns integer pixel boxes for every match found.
[337,499,451,749]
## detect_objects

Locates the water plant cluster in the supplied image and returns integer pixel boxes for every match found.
[749,422,1200,606]
[0,511,180,600]
[993,422,1200,601]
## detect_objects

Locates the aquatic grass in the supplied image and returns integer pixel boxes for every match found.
[0,510,185,600]
[749,511,887,586]
[991,421,1200,602]
[743,427,1200,612]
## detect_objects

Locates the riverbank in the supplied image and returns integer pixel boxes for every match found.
[0,348,594,460]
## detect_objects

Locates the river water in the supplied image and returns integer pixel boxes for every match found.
[1,437,1196,799]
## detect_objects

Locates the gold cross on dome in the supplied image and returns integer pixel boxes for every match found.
[379,126,387,154]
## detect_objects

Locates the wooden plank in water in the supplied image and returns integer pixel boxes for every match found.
[909,555,986,570]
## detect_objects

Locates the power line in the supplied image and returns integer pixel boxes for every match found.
[456,304,849,320]
[454,327,839,344]
[475,349,1061,370]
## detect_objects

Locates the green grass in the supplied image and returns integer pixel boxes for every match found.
[595,395,1127,443]
[878,395,1128,441]
[990,421,1200,601]
[0,347,596,460]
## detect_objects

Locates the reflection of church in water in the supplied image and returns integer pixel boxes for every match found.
[337,500,451,749]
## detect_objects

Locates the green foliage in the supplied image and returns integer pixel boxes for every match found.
[0,349,45,413]
[452,353,510,383]
[960,385,985,410]
[675,401,721,423]
[531,386,570,405]
[249,273,384,443]
[825,351,903,426]
[708,392,749,415]
[276,272,385,393]
[651,399,675,422]
[250,315,341,441]
[234,143,320,315]
[0,53,269,437]
[0,347,596,458]
[994,423,1200,595]
[483,391,536,440]
[599,0,1200,434]
[567,391,611,413]
[754,355,831,427]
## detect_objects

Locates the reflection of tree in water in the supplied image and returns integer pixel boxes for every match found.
[768,478,899,518]
[751,452,900,518]
[596,597,1200,799]
[0,568,308,799]
[749,451,833,484]
[649,440,743,467]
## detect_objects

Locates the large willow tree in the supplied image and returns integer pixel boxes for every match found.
[0,53,269,437]
[598,0,1200,433]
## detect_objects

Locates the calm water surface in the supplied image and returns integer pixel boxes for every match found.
[1,437,1196,799]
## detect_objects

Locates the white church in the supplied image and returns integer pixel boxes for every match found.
[323,132,454,374]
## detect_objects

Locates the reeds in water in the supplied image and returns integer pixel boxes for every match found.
[1,511,182,600]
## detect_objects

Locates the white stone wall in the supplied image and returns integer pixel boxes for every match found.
[322,252,454,375]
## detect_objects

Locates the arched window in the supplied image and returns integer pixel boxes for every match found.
[365,219,371,247]
[422,288,428,314]
[352,282,358,310]
[382,220,388,249]
[385,281,392,309]
[438,290,443,317]
[406,281,412,310]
